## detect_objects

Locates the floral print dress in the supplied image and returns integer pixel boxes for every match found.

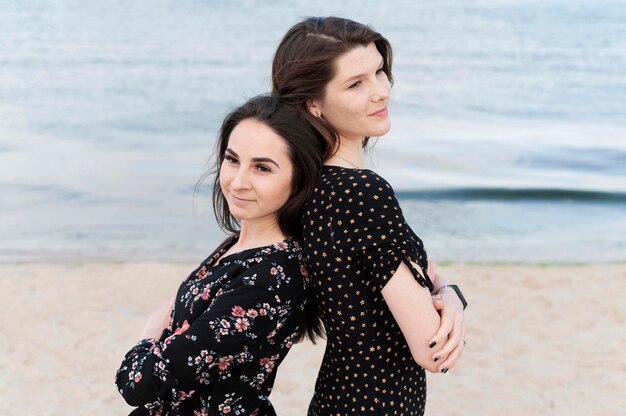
[116,236,309,416]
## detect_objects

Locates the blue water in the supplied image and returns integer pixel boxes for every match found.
[1,1,625,263]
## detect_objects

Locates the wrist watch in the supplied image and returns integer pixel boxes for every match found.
[435,284,467,310]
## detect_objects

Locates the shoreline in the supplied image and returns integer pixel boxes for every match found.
[1,262,624,415]
[2,257,625,266]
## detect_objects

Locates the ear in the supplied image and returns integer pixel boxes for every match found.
[306,99,322,118]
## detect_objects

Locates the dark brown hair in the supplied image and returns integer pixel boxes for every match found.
[208,94,326,342]
[272,16,393,158]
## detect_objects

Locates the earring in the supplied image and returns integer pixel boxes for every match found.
[316,112,322,120]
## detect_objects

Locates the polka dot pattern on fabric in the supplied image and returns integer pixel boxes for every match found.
[302,166,433,416]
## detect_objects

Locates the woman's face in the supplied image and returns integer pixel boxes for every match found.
[309,42,391,142]
[220,119,294,227]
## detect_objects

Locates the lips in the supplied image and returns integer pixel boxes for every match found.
[369,106,387,116]
[230,194,254,207]
[232,194,251,201]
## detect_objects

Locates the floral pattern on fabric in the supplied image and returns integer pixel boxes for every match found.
[116,237,308,416]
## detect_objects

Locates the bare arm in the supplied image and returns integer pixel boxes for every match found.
[427,261,466,372]
[382,261,442,373]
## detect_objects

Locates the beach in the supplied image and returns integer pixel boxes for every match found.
[1,261,624,415]
[2,2,625,414]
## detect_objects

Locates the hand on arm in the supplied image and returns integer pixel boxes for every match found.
[118,284,276,407]
[116,259,303,408]
[139,294,176,340]
[427,260,466,372]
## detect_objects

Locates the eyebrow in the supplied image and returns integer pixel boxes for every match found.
[342,59,385,84]
[225,148,281,169]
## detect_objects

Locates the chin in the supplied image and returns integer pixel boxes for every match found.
[370,126,391,137]
[370,120,391,136]
[228,208,247,221]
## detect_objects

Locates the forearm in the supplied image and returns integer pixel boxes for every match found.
[382,262,442,372]
[115,338,176,406]
[430,271,449,294]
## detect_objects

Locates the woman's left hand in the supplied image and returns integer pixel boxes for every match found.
[428,262,466,372]
[139,295,176,340]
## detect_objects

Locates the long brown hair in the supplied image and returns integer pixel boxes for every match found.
[272,16,393,158]
[206,94,326,342]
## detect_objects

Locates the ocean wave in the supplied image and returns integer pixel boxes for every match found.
[394,187,626,202]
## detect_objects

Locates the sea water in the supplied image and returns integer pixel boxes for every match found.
[1,0,625,263]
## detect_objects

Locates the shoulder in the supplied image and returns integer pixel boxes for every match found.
[322,166,395,197]
[322,167,400,215]
[240,239,307,289]
[255,239,304,264]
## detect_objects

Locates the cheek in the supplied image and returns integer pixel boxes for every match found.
[325,104,353,133]
[332,97,359,118]
[274,180,292,203]
[334,96,364,124]
[273,173,293,205]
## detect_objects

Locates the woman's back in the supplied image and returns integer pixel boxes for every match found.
[302,166,431,415]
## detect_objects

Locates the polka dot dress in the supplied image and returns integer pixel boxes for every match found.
[302,166,434,416]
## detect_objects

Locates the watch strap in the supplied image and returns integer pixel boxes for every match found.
[435,284,467,310]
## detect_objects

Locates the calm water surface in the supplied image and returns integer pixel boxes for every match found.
[1,1,625,262]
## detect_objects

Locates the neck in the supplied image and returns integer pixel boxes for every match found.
[234,217,286,251]
[327,136,366,169]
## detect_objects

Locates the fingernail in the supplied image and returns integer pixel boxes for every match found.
[441,368,448,374]
[429,341,436,348]
[434,356,440,362]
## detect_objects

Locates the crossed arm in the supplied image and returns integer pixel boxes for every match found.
[382,260,466,373]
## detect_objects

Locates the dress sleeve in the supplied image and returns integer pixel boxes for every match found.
[334,171,433,292]
[115,256,306,409]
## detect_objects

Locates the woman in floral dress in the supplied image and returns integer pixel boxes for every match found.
[115,95,324,415]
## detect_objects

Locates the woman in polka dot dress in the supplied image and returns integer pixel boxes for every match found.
[272,17,468,415]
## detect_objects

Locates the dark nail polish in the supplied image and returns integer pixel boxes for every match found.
[441,368,449,374]
[429,341,436,348]
[434,356,440,362]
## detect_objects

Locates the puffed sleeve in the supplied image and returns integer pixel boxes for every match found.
[333,171,433,292]
[115,255,306,409]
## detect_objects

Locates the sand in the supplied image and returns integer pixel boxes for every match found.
[1,261,624,415]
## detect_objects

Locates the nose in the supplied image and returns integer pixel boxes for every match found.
[230,167,251,191]
[371,76,390,102]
